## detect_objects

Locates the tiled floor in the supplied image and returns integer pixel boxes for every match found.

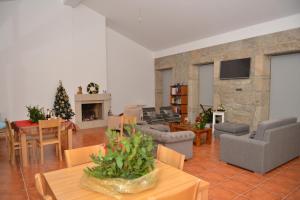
[0,127,299,200]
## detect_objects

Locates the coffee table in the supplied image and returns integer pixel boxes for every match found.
[170,123,212,146]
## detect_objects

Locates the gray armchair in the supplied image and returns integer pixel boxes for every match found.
[220,117,300,174]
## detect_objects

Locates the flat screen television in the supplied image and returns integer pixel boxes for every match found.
[220,58,251,80]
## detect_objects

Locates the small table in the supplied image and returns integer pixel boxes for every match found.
[212,111,225,133]
[170,123,212,146]
[12,120,76,167]
[44,160,209,200]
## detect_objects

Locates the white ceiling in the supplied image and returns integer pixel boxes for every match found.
[83,0,300,51]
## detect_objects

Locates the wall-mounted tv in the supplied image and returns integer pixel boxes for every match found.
[220,58,251,80]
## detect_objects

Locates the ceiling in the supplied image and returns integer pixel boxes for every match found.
[83,0,300,51]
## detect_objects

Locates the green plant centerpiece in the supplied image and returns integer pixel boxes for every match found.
[26,105,46,123]
[80,126,157,199]
[195,104,213,129]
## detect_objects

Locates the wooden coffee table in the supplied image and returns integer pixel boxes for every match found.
[170,123,212,146]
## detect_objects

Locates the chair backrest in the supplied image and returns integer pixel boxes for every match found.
[64,144,105,167]
[123,115,137,125]
[107,116,137,136]
[157,144,185,170]
[5,119,14,144]
[124,106,142,122]
[35,173,53,200]
[38,119,61,142]
[107,116,123,130]
[254,117,297,140]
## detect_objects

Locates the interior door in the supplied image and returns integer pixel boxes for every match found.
[270,53,300,120]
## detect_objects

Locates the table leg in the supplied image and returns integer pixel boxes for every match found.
[21,133,28,167]
[67,129,72,149]
[212,113,216,133]
[206,129,212,144]
[195,133,201,146]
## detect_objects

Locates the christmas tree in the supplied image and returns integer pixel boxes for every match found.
[53,81,75,120]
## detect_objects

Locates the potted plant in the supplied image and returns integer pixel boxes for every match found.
[26,105,46,123]
[195,105,213,129]
[81,125,158,199]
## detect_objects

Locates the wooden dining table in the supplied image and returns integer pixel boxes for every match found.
[12,120,76,167]
[44,160,209,200]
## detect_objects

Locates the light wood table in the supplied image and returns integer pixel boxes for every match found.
[44,161,209,200]
[170,123,212,146]
[13,120,75,167]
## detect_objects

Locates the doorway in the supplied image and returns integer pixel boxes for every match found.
[198,63,214,109]
[270,53,300,120]
[161,69,172,106]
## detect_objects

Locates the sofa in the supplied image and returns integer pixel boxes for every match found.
[160,106,181,123]
[137,124,195,159]
[142,107,165,124]
[220,117,300,174]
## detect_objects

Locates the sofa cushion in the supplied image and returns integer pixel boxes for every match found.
[254,117,297,140]
[215,122,249,133]
[150,124,170,132]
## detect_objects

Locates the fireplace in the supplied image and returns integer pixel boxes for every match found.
[82,103,103,121]
[75,94,111,129]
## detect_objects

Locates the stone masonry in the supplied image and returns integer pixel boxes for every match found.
[155,28,300,130]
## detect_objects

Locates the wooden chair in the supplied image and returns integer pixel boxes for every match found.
[35,173,53,200]
[64,144,105,167]
[122,115,137,135]
[157,144,185,170]
[5,119,35,164]
[107,115,137,136]
[37,119,62,164]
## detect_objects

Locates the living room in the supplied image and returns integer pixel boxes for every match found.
[0,0,300,199]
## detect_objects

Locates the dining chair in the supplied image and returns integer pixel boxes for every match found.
[5,119,35,164]
[157,144,185,170]
[37,119,62,164]
[35,173,53,200]
[64,144,105,167]
[122,115,137,136]
[107,115,137,136]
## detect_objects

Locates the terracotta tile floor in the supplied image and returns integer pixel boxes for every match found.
[1,127,300,200]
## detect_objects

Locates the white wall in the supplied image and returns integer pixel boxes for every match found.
[106,28,154,114]
[270,53,300,120]
[0,0,107,120]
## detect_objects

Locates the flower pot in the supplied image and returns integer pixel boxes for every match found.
[80,168,159,199]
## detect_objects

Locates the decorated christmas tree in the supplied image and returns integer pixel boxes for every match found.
[53,80,75,120]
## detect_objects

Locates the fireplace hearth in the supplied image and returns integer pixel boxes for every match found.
[75,94,111,129]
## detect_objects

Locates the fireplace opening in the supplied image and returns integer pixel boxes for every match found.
[82,103,103,121]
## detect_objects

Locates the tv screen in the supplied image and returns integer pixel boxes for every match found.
[220,58,251,80]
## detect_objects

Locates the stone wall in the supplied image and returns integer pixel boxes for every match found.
[155,28,300,130]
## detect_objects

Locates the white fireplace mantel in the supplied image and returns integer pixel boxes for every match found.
[75,93,111,129]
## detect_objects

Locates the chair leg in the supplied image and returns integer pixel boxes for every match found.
[40,146,44,164]
[58,143,62,161]
[11,149,16,165]
[55,144,58,157]
[32,141,37,161]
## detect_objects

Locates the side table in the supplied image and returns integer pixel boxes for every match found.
[212,111,225,133]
